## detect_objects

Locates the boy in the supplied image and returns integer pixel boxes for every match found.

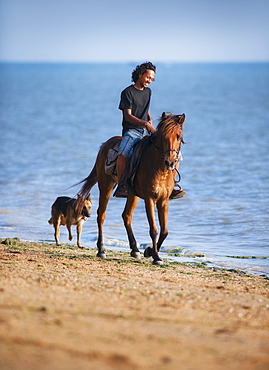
[114,62,185,200]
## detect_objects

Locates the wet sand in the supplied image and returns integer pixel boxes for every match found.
[0,238,268,370]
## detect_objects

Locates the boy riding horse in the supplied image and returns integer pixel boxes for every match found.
[113,62,185,200]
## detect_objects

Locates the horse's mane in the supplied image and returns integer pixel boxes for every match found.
[135,134,152,151]
[132,114,184,153]
[156,113,183,136]
[151,113,185,146]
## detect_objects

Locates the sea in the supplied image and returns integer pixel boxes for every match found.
[0,62,268,276]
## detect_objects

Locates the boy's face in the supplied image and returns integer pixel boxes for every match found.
[138,69,155,88]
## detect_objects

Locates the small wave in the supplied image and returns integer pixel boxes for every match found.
[0,209,16,214]
[103,236,130,248]
[164,246,206,258]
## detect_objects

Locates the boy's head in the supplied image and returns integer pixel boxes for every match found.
[132,62,156,83]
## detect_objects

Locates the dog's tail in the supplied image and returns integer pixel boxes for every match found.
[48,217,53,225]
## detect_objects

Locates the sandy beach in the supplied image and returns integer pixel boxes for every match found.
[0,238,268,370]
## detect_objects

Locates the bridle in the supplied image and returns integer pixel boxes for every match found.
[151,135,181,162]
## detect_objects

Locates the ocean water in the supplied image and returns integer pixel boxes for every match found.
[0,62,268,276]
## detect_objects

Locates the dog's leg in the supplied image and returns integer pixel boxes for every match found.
[54,218,61,246]
[66,222,73,242]
[76,220,84,248]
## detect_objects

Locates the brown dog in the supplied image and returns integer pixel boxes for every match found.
[48,195,92,248]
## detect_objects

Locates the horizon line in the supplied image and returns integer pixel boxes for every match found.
[1,59,269,64]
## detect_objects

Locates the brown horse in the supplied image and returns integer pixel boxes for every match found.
[77,112,185,265]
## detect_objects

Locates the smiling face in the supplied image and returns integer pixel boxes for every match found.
[135,69,155,90]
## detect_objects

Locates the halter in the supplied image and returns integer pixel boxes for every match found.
[151,135,181,162]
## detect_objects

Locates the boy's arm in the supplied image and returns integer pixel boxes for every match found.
[123,109,155,133]
[147,110,153,125]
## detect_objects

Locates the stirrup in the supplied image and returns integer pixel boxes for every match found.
[169,187,186,200]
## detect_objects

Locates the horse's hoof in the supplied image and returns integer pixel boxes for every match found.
[153,260,163,266]
[97,252,106,259]
[130,251,141,260]
[144,247,153,258]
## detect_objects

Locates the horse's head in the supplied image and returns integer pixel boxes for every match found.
[155,112,185,171]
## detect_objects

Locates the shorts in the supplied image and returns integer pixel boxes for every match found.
[119,128,149,158]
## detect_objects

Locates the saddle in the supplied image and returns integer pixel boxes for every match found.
[105,136,151,195]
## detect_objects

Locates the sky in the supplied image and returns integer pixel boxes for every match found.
[0,0,268,63]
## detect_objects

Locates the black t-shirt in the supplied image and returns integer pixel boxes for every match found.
[118,85,151,134]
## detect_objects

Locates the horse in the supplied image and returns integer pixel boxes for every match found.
[77,112,185,265]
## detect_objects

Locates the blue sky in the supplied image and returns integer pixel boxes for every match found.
[1,0,268,62]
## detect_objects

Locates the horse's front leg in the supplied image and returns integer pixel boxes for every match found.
[156,199,169,251]
[144,199,163,265]
[122,194,141,259]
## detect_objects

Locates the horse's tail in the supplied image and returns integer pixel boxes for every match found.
[77,164,97,198]
[74,164,97,214]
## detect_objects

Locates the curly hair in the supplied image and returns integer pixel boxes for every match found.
[131,62,156,83]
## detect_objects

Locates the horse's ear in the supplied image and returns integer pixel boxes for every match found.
[178,114,185,125]
[161,112,167,120]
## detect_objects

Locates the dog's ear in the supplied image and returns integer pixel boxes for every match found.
[86,195,91,201]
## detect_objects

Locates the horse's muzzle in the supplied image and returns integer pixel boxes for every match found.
[163,148,179,171]
[164,159,178,171]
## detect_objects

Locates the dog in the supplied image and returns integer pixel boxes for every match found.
[48,195,92,248]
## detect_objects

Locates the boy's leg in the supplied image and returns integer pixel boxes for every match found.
[114,129,147,198]
[113,134,133,198]
[114,154,128,197]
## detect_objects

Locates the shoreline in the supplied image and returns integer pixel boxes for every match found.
[0,238,269,369]
[3,235,269,278]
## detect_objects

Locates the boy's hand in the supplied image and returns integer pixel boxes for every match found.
[145,120,155,133]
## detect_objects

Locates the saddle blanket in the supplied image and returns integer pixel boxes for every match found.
[105,140,121,176]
